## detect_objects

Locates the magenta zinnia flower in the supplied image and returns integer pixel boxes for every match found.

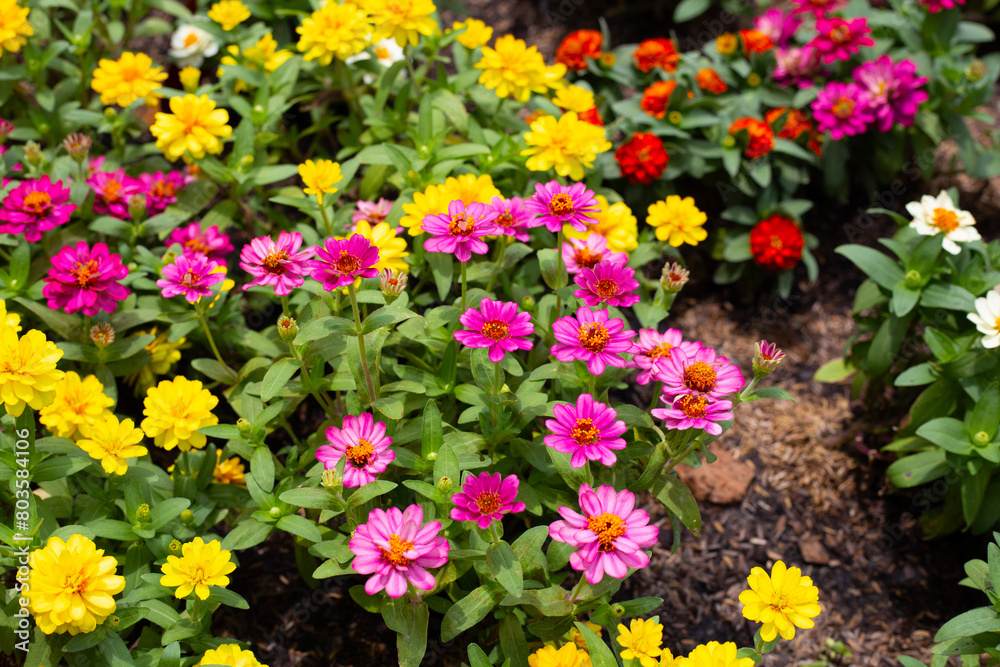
[88,169,141,220]
[157,252,224,303]
[629,328,704,386]
[450,472,526,529]
[551,307,635,376]
[350,504,449,598]
[422,200,498,262]
[316,412,395,488]
[812,82,875,139]
[454,298,534,363]
[544,393,627,468]
[652,394,734,436]
[853,55,928,133]
[240,231,315,296]
[658,346,746,401]
[774,46,822,88]
[754,9,801,47]
[168,221,234,266]
[562,234,627,275]
[309,234,380,290]
[525,181,599,233]
[0,176,75,242]
[573,259,640,308]
[42,241,130,316]
[489,196,534,242]
[809,17,874,64]
[352,198,394,225]
[138,171,194,215]
[790,0,847,17]
[549,484,658,584]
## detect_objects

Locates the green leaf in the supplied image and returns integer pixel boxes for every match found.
[654,475,701,535]
[100,632,136,667]
[314,558,355,579]
[347,480,398,508]
[813,358,856,383]
[261,358,299,402]
[433,442,460,488]
[962,468,990,527]
[276,514,322,543]
[294,316,357,344]
[468,644,492,667]
[278,487,342,510]
[487,542,524,597]
[916,418,973,455]
[220,518,273,551]
[835,245,904,290]
[867,313,913,378]
[251,446,276,493]
[382,598,430,667]
[538,248,563,290]
[441,585,504,642]
[362,305,418,334]
[971,385,1000,440]
[499,613,529,665]
[895,363,938,387]
[160,620,202,645]
[743,386,796,402]
[150,497,191,530]
[935,607,1000,641]
[924,327,959,363]
[673,0,711,21]
[204,587,250,609]
[421,400,444,458]
[575,622,618,667]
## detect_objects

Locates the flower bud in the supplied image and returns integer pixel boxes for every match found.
[425,451,437,461]
[661,262,690,293]
[237,418,252,437]
[611,603,626,618]
[747,73,762,87]
[180,509,194,524]
[62,132,91,163]
[107,615,121,629]
[179,66,201,92]
[268,506,281,518]
[437,476,453,494]
[967,59,988,82]
[521,295,536,311]
[23,141,43,168]
[752,340,785,377]
[238,154,254,171]
[668,111,683,125]
[277,315,298,341]
[90,322,115,348]
[599,52,616,67]
[135,503,150,522]
[321,469,341,491]
[904,269,921,289]
[128,194,147,222]
[722,135,737,148]
[974,431,991,447]
[379,268,407,303]
[169,539,182,553]
[0,118,13,144]
[104,107,117,121]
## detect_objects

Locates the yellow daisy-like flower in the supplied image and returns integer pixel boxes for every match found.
[298,159,342,204]
[646,195,708,247]
[617,619,664,667]
[159,537,236,600]
[26,535,126,635]
[738,561,822,642]
[296,1,371,65]
[0,298,21,332]
[400,183,445,236]
[220,33,293,79]
[198,644,267,667]
[439,173,501,207]
[522,111,611,182]
[476,34,565,102]
[38,371,114,440]
[76,415,148,475]
[552,84,595,113]
[90,52,167,108]
[179,65,201,92]
[207,0,250,31]
[676,642,753,667]
[141,376,219,452]
[126,327,188,393]
[564,195,638,254]
[452,18,492,50]
[528,643,592,667]
[356,220,409,272]
[660,648,677,667]
[0,327,64,418]
[150,94,232,162]
[213,451,246,485]
[363,0,438,47]
[0,0,32,55]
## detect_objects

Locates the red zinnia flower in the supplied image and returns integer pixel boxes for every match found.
[749,215,804,271]
[556,29,603,71]
[640,80,676,119]
[633,38,679,73]
[765,107,813,140]
[696,68,727,94]
[729,117,775,160]
[615,133,668,185]
[740,29,774,55]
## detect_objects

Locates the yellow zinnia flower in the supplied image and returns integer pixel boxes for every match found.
[738,560,822,642]
[219,33,293,83]
[0,327,64,418]
[296,1,371,65]
[0,298,21,332]
[76,415,148,475]
[676,642,753,667]
[298,159,342,204]
[198,644,267,667]
[356,220,409,271]
[179,65,201,92]
[159,537,237,600]
[0,0,32,55]
[617,619,664,667]
[126,327,188,393]
[90,51,167,108]
[564,195,638,254]
[522,111,610,181]
[528,643,592,667]
[150,94,232,162]
[476,34,566,102]
[646,195,707,247]
[141,376,219,451]
[451,18,492,50]
[207,0,250,31]
[553,84,595,113]
[439,173,501,207]
[38,371,114,440]
[363,0,438,47]
[26,535,126,635]
[400,183,445,236]
[213,451,246,485]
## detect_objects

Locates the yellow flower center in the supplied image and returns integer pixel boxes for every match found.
[647,342,674,359]
[481,319,509,341]
[572,418,599,445]
[676,394,709,418]
[63,570,91,593]
[345,438,375,468]
[379,534,414,567]
[574,247,602,269]
[183,238,211,255]
[184,33,200,47]
[374,46,390,59]
[181,269,199,287]
[448,213,475,236]
[22,191,52,215]
[335,250,361,274]
[548,193,574,216]
[832,97,854,120]
[475,491,502,515]
[769,235,785,249]
[593,278,619,298]
[587,512,627,551]
[931,208,960,233]
[496,211,516,228]
[72,259,100,288]
[577,322,610,352]
[683,361,717,392]
[261,249,289,273]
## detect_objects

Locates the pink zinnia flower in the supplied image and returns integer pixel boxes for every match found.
[629,328,704,386]
[812,81,875,139]
[350,504,449,598]
[450,472,526,529]
[659,346,746,401]
[809,17,874,64]
[309,234,380,290]
[240,231,315,296]
[156,252,224,303]
[774,46,822,88]
[454,298,534,363]
[88,169,141,220]
[422,200,498,262]
[551,307,635,376]
[652,394,734,436]
[754,9,802,47]
[489,196,534,242]
[42,241,130,316]
[352,198,394,225]
[138,171,193,215]
[315,412,395,488]
[562,234,627,275]
[791,0,847,17]
[525,181,599,233]
[168,221,234,266]
[853,55,928,133]
[573,259,640,308]
[549,484,658,584]
[0,176,75,242]
[544,393,627,468]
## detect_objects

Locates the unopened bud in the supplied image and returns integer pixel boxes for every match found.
[611,603,626,618]
[268,506,281,518]
[277,315,298,341]
[379,268,407,303]
[179,66,201,92]
[237,418,252,437]
[238,154,254,171]
[128,194,147,222]
[747,73,762,87]
[967,59,988,82]
[436,476,453,493]
[321,469,341,491]
[0,118,13,144]
[180,509,194,524]
[104,107,117,121]
[135,503,150,521]
[599,52,616,67]
[752,340,786,378]
[722,135,737,148]
[90,322,115,348]
[521,295,536,311]
[23,141,43,167]
[107,615,121,629]
[169,539,182,553]
[974,431,991,447]
[425,451,437,461]
[62,132,91,162]
[904,269,921,289]
[668,111,683,125]
[661,262,690,293]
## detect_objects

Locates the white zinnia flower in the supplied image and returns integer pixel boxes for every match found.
[346,38,406,82]
[968,291,1000,349]
[905,190,980,255]
[169,25,220,68]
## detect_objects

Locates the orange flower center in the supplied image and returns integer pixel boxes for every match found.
[647,342,675,359]
[577,322,610,352]
[103,179,123,204]
[829,25,850,43]
[72,259,100,287]
[683,361,718,393]
[374,46,390,59]
[931,208,960,233]
[481,319,509,341]
[180,270,199,287]
[587,512,627,551]
[769,235,785,249]
[345,439,375,468]
[63,571,90,593]
[496,211,515,228]
[151,181,176,198]
[572,418,599,445]
[184,33,199,47]
[379,534,414,567]
[593,279,619,298]
[676,394,709,418]
[22,191,52,215]
[475,491,502,515]
[832,97,855,120]
[335,250,361,274]
[574,247,602,269]
[262,249,289,273]
[548,193,574,216]
[184,238,212,255]
[449,213,475,236]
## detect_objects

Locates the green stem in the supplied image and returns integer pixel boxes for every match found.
[281,294,290,317]
[287,341,337,419]
[569,576,587,606]
[588,373,596,398]
[460,261,468,312]
[196,309,238,383]
[491,362,502,429]
[554,227,565,318]
[485,237,508,293]
[662,440,699,477]
[648,381,661,412]
[318,202,334,237]
[347,283,377,403]
[738,377,760,403]
[488,522,501,547]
